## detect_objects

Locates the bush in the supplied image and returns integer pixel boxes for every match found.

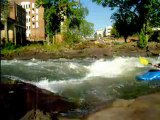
[138,30,149,48]
[3,42,17,50]
[63,28,82,45]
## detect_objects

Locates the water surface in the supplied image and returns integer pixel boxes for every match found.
[1,57,160,116]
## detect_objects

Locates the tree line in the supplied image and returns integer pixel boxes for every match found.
[93,0,160,47]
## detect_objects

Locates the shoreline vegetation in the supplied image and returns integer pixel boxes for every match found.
[1,41,160,60]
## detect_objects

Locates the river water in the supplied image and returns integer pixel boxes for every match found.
[1,57,160,116]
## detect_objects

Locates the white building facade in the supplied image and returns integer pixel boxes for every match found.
[103,26,112,37]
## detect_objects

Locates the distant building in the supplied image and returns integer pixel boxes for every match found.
[95,29,104,37]
[1,0,26,45]
[15,0,46,41]
[94,26,113,39]
[103,26,112,37]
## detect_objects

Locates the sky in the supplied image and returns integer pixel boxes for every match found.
[81,0,115,31]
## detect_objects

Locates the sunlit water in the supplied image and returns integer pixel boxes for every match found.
[1,57,160,116]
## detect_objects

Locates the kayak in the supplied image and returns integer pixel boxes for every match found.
[136,69,160,81]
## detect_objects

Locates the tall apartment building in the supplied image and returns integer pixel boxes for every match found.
[15,0,45,41]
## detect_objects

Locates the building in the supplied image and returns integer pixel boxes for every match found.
[95,26,113,39]
[95,29,104,38]
[103,26,112,37]
[15,0,46,41]
[1,0,26,45]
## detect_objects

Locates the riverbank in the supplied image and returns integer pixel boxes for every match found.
[1,41,160,60]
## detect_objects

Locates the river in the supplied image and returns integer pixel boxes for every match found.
[1,56,160,116]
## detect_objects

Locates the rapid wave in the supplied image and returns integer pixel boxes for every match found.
[1,57,159,93]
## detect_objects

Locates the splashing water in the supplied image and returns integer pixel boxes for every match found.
[1,57,160,115]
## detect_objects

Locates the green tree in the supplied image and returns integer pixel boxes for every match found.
[63,19,94,44]
[92,0,160,43]
[79,20,94,39]
[111,25,119,38]
[35,0,88,44]
[111,6,140,42]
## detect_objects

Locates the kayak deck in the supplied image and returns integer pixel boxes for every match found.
[136,69,160,81]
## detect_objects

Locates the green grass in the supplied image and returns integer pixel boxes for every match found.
[1,43,71,55]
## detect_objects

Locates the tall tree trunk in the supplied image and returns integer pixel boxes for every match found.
[14,24,17,45]
[124,36,128,43]
[47,34,50,45]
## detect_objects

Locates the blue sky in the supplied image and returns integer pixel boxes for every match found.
[81,0,115,31]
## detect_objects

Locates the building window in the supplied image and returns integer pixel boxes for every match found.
[36,22,39,28]
[36,9,38,14]
[36,15,38,21]
[32,3,35,8]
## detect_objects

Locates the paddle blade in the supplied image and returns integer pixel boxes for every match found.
[139,57,149,65]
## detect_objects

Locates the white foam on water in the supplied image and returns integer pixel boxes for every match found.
[2,57,158,93]
[69,63,78,69]
[86,57,140,78]
[34,78,85,93]
[25,62,38,66]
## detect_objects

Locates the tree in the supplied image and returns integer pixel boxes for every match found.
[1,0,9,43]
[92,0,160,42]
[35,0,88,44]
[111,25,119,38]
[79,20,94,39]
[111,7,140,42]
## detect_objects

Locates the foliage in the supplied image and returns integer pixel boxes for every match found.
[1,0,9,19]
[138,29,149,48]
[62,19,94,44]
[111,25,119,38]
[92,0,160,42]
[79,20,94,39]
[3,42,17,50]
[1,0,9,42]
[35,0,88,37]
